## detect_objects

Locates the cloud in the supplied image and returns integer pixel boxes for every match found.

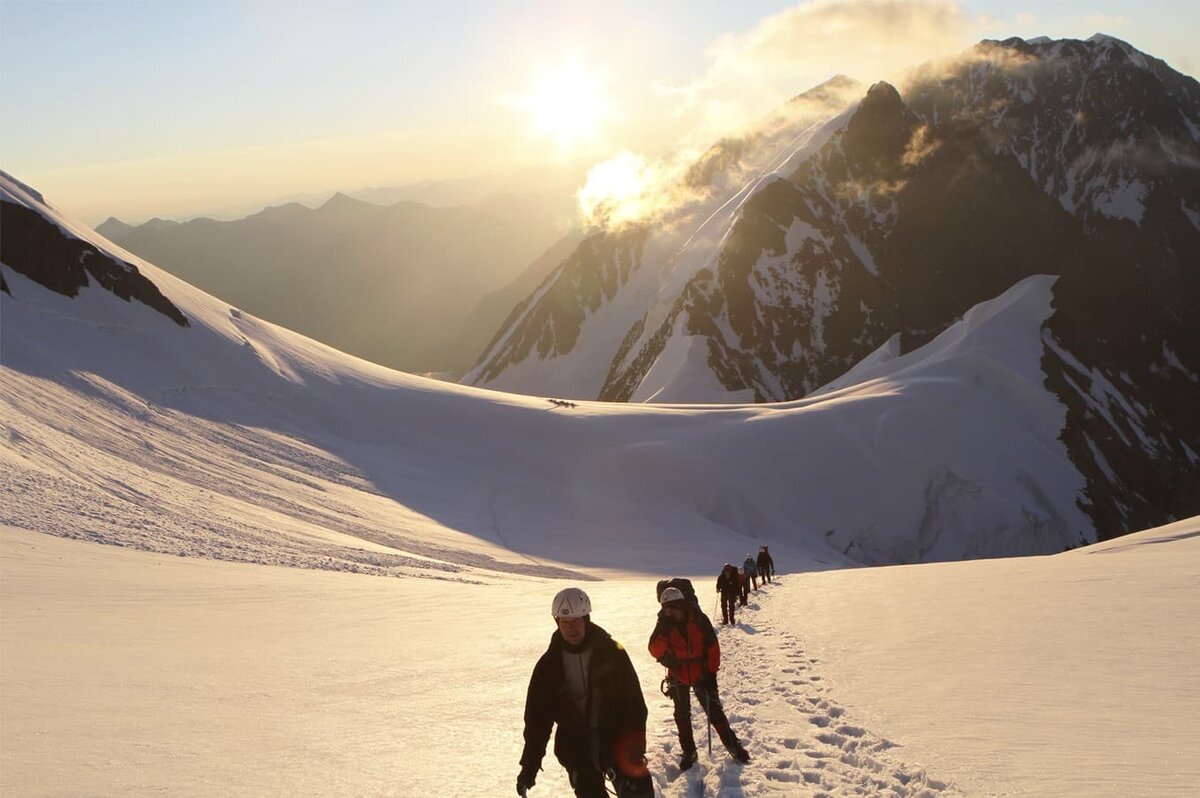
[898,37,1038,96]
[657,0,972,143]
[901,124,940,167]
[576,150,704,230]
[575,1,1059,232]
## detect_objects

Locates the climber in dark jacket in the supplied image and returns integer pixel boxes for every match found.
[716,563,741,625]
[756,547,776,584]
[518,587,651,797]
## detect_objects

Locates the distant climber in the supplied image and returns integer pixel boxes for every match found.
[756,547,775,584]
[716,563,740,625]
[743,554,758,591]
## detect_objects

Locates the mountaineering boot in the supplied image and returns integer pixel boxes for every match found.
[678,749,698,771]
[729,745,750,763]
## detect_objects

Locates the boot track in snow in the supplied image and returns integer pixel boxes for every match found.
[647,578,956,797]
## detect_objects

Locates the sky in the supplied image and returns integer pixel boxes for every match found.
[2,0,1197,224]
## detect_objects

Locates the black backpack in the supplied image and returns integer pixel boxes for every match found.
[656,577,698,605]
[656,577,715,625]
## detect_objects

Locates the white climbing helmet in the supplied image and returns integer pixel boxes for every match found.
[552,587,592,619]
[659,587,686,605]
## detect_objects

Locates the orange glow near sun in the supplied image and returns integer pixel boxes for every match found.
[504,58,610,154]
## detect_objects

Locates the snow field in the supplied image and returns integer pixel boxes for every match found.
[5,516,1198,796]
[769,517,1200,796]
[0,528,953,797]
[648,580,952,797]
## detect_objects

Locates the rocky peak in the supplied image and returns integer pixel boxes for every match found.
[840,81,920,178]
[318,192,371,215]
[95,216,135,242]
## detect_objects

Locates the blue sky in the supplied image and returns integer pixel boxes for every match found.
[2,1,1195,222]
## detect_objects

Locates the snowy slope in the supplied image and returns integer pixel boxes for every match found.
[4,516,1197,796]
[770,514,1200,797]
[1,170,1094,568]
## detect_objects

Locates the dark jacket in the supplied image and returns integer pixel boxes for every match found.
[648,607,720,685]
[756,550,775,575]
[716,566,740,597]
[520,623,648,777]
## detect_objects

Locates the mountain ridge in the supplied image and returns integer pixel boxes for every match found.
[92,192,556,375]
[466,34,1200,540]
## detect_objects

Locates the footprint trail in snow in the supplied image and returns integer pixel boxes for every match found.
[645,578,956,797]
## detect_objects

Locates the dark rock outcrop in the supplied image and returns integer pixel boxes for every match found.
[1,199,188,326]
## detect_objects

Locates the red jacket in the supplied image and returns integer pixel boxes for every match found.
[647,608,720,685]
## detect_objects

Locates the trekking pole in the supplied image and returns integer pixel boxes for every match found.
[703,685,713,757]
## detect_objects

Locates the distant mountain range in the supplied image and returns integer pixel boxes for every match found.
[96,191,577,376]
[466,35,1200,540]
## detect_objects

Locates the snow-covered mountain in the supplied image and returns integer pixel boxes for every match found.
[467,35,1200,541]
[465,75,863,402]
[4,165,1093,569]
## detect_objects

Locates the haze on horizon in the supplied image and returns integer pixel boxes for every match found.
[2,0,1196,226]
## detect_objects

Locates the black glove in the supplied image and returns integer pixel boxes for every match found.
[657,652,681,669]
[516,764,537,794]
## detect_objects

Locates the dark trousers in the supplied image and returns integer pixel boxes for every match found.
[670,679,738,754]
[720,592,738,624]
[566,764,607,798]
[760,566,771,584]
[571,761,653,797]
[739,579,749,605]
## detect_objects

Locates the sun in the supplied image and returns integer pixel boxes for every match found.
[506,58,610,154]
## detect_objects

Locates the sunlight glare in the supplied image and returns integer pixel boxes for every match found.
[506,58,610,154]
[577,151,658,229]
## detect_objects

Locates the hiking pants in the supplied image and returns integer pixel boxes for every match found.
[670,678,738,754]
[566,764,607,798]
[720,592,738,625]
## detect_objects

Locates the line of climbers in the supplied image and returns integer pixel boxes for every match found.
[717,546,775,626]
[516,548,778,797]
